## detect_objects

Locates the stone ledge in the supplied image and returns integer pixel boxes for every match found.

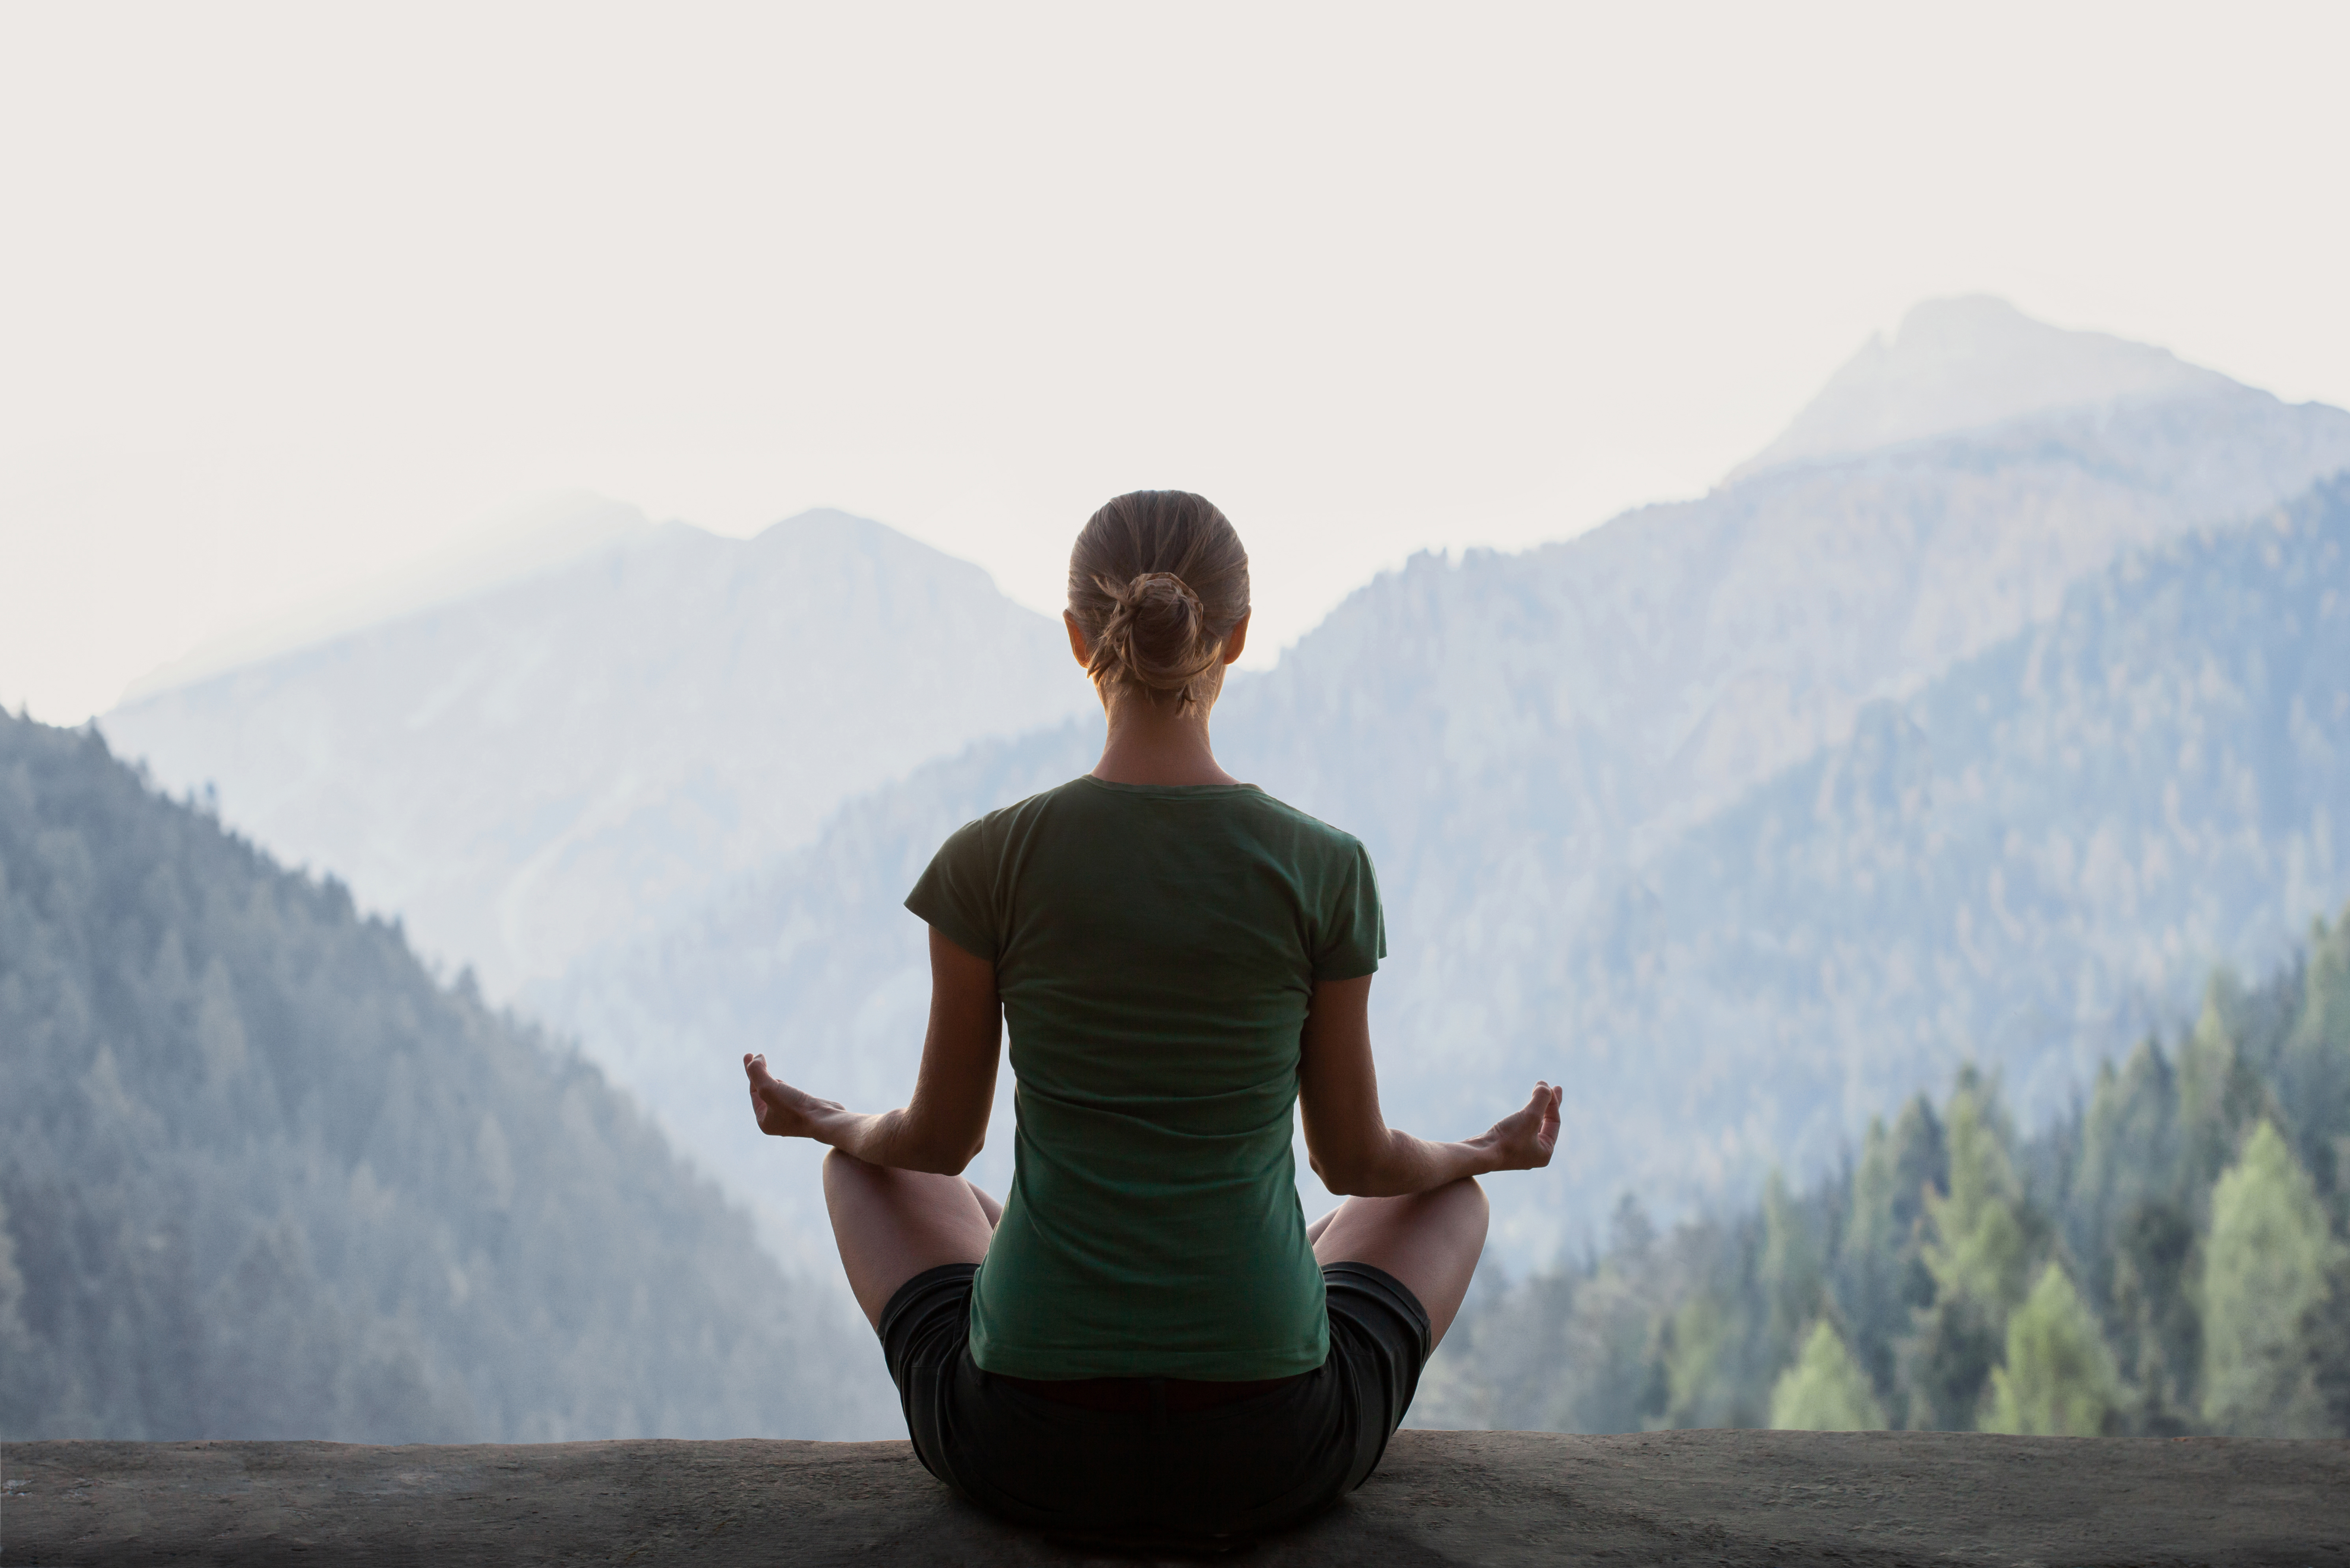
[7,1428,2344,1566]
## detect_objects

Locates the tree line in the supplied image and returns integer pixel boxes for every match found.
[1420,903,2350,1437]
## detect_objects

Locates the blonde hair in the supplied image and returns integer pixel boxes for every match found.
[1067,491,1250,709]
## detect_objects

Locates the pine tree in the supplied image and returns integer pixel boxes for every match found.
[1657,1292,1741,1430]
[2073,1040,2178,1294]
[1920,1075,2033,1313]
[2107,1199,2198,1433]
[2178,983,2272,1208]
[1770,1319,1887,1431]
[2200,1122,2343,1436]
[1761,1169,1825,1376]
[2280,914,2350,1195]
[1834,1116,1908,1402]
[1984,1262,2122,1435]
[1904,1073,2037,1428]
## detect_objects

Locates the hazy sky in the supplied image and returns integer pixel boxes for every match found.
[5,2,2347,722]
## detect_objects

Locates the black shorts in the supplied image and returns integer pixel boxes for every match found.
[878,1261,1433,1540]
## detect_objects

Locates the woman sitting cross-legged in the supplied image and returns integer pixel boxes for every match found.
[743,489,1561,1540]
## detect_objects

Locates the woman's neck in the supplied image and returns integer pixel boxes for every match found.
[1091,691,1241,786]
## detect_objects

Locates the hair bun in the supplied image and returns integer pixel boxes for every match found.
[1091,570,1221,698]
[1111,571,1202,617]
[1065,490,1250,708]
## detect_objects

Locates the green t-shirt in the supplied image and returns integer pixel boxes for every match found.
[905,773,1386,1380]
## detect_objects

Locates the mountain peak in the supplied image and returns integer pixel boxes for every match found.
[1729,296,2234,482]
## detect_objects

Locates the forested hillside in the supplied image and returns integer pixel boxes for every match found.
[1414,905,2350,1438]
[0,712,889,1440]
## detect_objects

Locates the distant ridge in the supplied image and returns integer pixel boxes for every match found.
[1730,296,2235,480]
[118,491,657,704]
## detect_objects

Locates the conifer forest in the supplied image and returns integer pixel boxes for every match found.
[1418,912,2350,1437]
[0,712,887,1440]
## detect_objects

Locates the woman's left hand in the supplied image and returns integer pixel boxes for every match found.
[1472,1081,1563,1172]
[744,1052,844,1139]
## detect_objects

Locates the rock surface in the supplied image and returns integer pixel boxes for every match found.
[9,1429,2345,1566]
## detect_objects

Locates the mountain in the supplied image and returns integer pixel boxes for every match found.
[0,711,895,1440]
[1730,295,2234,480]
[102,509,1094,997]
[535,306,2350,1266]
[1220,310,2350,888]
[1433,474,2350,1236]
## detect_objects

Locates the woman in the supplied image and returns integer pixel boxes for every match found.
[743,490,1560,1539]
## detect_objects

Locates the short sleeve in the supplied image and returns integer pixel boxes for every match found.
[1310,839,1387,982]
[905,818,999,963]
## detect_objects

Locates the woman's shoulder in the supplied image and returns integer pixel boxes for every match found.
[937,777,1090,849]
[1218,787,1374,871]
[1229,786,1353,837]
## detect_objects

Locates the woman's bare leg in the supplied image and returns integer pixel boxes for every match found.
[1311,1179,1489,1347]
[822,1150,999,1329]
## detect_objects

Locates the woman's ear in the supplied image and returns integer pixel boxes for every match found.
[1064,611,1093,669]
[1221,612,1251,665]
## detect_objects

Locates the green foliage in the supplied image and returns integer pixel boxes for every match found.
[1427,909,2350,1439]
[1984,1263,2122,1435]
[1830,1119,1904,1396]
[2177,986,2273,1208]
[2281,915,2350,1196]
[2200,1122,2343,1436]
[1760,1169,1826,1372]
[2074,1042,2178,1281]
[1770,1320,1887,1431]
[1657,1293,1743,1430]
[2107,1197,2200,1432]
[1920,1075,2033,1320]
[1900,1075,2037,1429]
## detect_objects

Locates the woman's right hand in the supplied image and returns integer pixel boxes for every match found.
[1472,1081,1562,1172]
[744,1052,845,1140]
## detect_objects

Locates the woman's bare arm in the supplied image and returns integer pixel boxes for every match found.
[1297,974,1560,1196]
[743,927,1001,1173]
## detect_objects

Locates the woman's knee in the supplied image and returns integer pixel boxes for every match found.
[1459,1175,1490,1221]
[1416,1176,1489,1230]
[1434,1176,1490,1249]
[822,1146,910,1222]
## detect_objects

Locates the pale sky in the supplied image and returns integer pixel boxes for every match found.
[4,2,2347,723]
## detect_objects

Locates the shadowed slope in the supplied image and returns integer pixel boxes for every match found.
[0,712,889,1442]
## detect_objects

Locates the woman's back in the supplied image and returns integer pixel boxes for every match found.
[910,774,1384,1380]
[741,488,1555,1538]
